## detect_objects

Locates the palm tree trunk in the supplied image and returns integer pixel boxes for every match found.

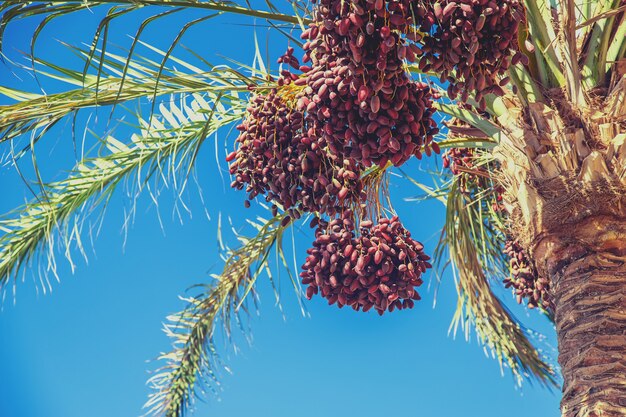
[534,215,626,417]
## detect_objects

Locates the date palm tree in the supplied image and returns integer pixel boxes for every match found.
[0,1,624,417]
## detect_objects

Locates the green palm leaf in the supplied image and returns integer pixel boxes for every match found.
[0,89,245,295]
[145,212,292,417]
[437,180,556,386]
[0,40,255,148]
[0,0,307,55]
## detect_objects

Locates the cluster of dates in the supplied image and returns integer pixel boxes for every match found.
[300,214,431,315]
[292,0,439,311]
[503,240,554,312]
[296,0,439,167]
[227,88,363,217]
[418,0,525,107]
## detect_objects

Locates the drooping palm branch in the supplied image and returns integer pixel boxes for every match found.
[439,180,556,385]
[402,143,557,386]
[0,47,252,291]
[145,212,295,417]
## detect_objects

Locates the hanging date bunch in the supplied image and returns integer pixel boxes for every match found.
[301,213,431,315]
[503,240,554,312]
[298,0,440,167]
[418,0,525,107]
[227,85,364,218]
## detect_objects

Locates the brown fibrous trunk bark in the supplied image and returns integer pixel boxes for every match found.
[534,215,626,417]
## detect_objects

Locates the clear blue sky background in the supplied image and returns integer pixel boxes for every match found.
[0,5,560,417]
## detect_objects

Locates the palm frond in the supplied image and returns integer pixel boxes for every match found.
[400,143,556,386]
[0,0,306,54]
[0,42,256,150]
[606,12,626,75]
[522,0,565,89]
[577,3,626,29]
[436,180,556,386]
[144,212,292,417]
[433,102,506,142]
[0,90,245,297]
[579,0,622,89]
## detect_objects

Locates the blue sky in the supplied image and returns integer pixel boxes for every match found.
[0,5,560,417]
